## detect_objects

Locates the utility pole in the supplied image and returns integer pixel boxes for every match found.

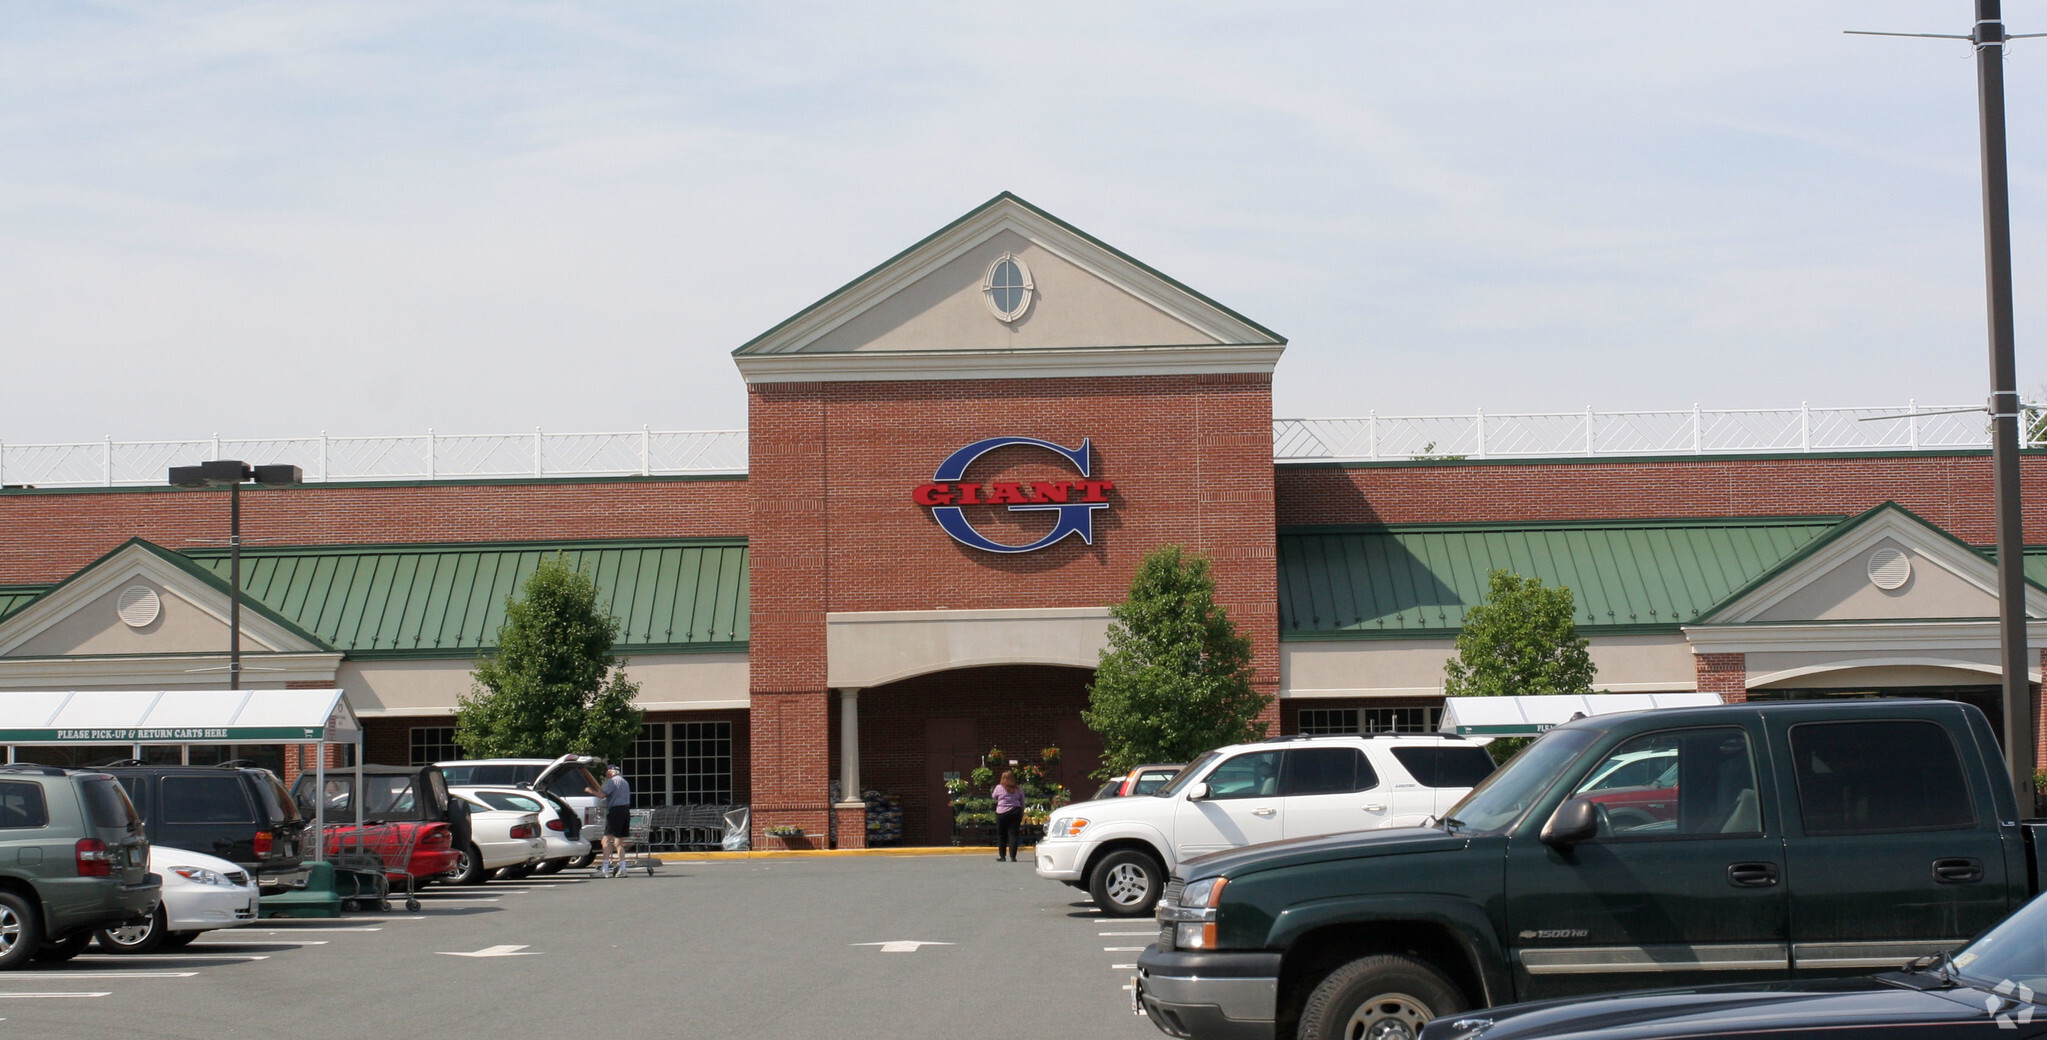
[1851,2,2038,815]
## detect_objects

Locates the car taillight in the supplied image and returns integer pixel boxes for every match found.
[546,818,564,831]
[75,838,112,877]
[253,830,274,858]
[510,822,537,840]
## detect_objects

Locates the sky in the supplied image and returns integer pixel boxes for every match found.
[2,1,2044,443]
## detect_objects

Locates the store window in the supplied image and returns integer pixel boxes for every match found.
[1363,707,1440,734]
[1298,708,1359,735]
[673,721,733,805]
[409,727,461,767]
[623,724,667,808]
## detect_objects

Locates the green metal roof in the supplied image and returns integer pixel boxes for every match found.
[1279,517,1843,639]
[0,587,47,624]
[182,539,748,659]
[2027,548,2047,589]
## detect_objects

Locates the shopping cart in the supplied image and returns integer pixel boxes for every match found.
[328,822,425,911]
[606,809,660,878]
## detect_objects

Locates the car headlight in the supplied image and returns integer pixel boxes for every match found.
[1046,817,1089,839]
[170,866,228,886]
[1159,876,1228,949]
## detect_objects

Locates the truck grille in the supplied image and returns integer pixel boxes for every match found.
[1159,923,1175,951]
[1162,879,1184,906]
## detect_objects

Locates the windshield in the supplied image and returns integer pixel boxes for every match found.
[1153,752,1221,797]
[547,767,600,799]
[1952,891,2047,992]
[1438,729,1601,834]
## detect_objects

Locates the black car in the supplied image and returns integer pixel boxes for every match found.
[1420,886,2047,1040]
[98,766,306,883]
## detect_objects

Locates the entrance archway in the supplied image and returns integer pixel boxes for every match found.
[854,665,1101,847]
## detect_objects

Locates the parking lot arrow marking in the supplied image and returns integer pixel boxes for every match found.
[438,945,540,958]
[851,941,954,954]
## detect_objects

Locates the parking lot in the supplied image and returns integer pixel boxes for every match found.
[6,853,1161,1040]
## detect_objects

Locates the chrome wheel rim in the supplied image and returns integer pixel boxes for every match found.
[106,917,154,947]
[0,906,19,955]
[446,850,471,880]
[1345,992,1433,1040]
[1104,863,1151,906]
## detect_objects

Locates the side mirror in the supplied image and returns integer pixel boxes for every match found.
[1541,797,1600,846]
[1185,782,1209,801]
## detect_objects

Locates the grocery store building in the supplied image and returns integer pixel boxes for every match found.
[1,193,2042,846]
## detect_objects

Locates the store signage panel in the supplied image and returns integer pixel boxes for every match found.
[911,436,1115,554]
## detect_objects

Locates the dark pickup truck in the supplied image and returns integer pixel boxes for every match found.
[1134,699,2047,1040]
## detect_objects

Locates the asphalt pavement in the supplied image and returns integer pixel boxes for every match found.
[3,854,1164,1040]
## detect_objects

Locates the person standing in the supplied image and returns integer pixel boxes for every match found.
[992,770,1025,863]
[586,765,633,878]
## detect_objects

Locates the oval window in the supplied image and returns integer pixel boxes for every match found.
[983,254,1033,322]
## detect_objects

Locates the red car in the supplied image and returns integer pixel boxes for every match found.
[290,765,466,881]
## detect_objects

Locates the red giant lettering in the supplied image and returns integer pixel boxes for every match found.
[911,483,956,506]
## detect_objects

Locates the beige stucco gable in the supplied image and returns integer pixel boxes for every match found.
[1750,535,2001,622]
[803,229,1213,353]
[6,577,286,657]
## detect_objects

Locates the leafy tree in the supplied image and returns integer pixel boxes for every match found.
[457,556,643,763]
[1444,570,1597,762]
[1083,545,1270,778]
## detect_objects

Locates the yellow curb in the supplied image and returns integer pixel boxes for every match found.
[653,845,1035,862]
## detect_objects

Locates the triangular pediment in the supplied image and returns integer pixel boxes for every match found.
[1700,504,2047,624]
[733,193,1284,383]
[0,540,330,659]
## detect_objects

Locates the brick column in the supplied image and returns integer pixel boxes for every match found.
[2037,648,2045,775]
[1695,653,1746,704]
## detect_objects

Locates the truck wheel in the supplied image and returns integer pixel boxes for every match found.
[96,905,168,954]
[33,929,92,962]
[1297,954,1467,1040]
[0,892,39,971]
[1088,849,1164,917]
[569,851,596,870]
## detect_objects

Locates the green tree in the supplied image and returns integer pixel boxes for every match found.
[1083,545,1270,778]
[457,556,644,763]
[1443,570,1597,763]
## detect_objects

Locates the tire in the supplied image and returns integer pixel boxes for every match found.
[533,858,568,876]
[1087,849,1165,917]
[34,928,92,962]
[162,931,200,950]
[96,905,168,954]
[0,891,39,971]
[445,844,490,886]
[568,850,596,870]
[1296,954,1467,1040]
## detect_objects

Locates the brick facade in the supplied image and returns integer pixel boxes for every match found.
[743,374,1279,841]
[1694,653,1747,704]
[0,476,749,586]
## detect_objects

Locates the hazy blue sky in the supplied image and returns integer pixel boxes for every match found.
[3,2,2043,442]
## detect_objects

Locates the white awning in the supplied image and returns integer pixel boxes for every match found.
[1438,693,1725,736]
[0,688,359,745]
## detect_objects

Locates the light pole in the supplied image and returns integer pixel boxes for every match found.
[168,461,302,689]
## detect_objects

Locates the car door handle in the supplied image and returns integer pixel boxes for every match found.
[1251,807,1276,817]
[1363,804,1386,812]
[1932,858,1984,884]
[1727,862,1779,888]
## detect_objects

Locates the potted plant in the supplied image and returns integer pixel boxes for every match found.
[764,824,811,850]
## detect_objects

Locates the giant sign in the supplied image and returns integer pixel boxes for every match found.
[911,436,1115,554]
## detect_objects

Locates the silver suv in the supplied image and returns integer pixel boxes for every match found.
[0,765,160,969]
[1033,734,1496,916]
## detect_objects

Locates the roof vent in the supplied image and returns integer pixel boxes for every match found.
[117,585,161,628]
[1867,547,1911,590]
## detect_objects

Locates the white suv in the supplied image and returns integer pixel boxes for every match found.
[1034,734,1496,916]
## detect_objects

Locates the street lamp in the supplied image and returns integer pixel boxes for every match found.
[167,461,302,689]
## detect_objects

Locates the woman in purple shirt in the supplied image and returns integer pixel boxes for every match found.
[992,771,1026,862]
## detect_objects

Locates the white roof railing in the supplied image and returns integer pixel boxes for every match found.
[1,403,2039,488]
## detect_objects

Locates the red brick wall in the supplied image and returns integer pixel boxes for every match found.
[744,374,1280,839]
[1276,453,2047,540]
[0,477,749,585]
[1695,653,1747,703]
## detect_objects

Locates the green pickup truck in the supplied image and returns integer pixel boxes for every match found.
[1133,699,2047,1040]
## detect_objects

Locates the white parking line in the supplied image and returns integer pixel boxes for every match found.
[238,927,381,933]
[1112,964,1137,970]
[0,992,109,999]
[1100,931,1154,936]
[194,939,329,946]
[1104,946,1148,952]
[0,972,197,980]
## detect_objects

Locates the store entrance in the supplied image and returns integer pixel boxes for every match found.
[858,665,1103,847]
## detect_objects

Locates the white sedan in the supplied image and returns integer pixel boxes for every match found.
[444,787,549,884]
[96,846,258,954]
